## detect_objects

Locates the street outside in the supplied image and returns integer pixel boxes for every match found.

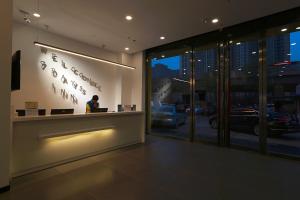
[152,115,300,157]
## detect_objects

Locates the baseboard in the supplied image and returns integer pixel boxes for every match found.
[0,185,10,193]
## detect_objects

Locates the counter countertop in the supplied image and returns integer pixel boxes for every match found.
[13,111,144,122]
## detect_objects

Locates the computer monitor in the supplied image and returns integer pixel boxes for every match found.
[51,109,74,115]
[92,108,108,113]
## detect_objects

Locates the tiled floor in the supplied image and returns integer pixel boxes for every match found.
[1,135,300,200]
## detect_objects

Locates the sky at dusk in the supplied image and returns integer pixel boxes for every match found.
[150,31,300,70]
[151,56,180,70]
[290,31,300,62]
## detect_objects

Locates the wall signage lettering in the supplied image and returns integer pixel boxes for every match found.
[39,47,102,104]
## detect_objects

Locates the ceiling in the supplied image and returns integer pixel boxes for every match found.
[13,0,300,54]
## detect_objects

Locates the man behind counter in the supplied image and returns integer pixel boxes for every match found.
[86,95,99,113]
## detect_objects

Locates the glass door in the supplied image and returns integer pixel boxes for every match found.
[149,48,192,140]
[228,39,260,150]
[194,45,220,143]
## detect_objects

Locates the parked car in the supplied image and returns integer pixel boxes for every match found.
[152,105,187,128]
[208,108,300,136]
[185,105,204,115]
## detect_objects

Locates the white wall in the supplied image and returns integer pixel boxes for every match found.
[0,0,12,189]
[11,22,144,114]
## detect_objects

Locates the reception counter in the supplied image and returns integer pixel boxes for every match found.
[12,111,144,177]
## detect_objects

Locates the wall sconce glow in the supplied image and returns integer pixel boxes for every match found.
[212,18,219,23]
[34,42,136,70]
[160,36,165,40]
[33,13,41,18]
[281,28,288,32]
[125,15,133,21]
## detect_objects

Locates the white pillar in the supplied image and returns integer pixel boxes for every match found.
[0,0,12,190]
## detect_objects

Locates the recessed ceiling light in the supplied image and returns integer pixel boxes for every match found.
[281,28,288,32]
[125,15,133,21]
[212,18,219,24]
[125,47,130,51]
[33,13,41,18]
[160,36,165,40]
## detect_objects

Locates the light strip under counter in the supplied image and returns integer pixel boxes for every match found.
[38,126,115,140]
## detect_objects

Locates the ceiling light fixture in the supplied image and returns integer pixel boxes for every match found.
[125,15,133,21]
[33,13,41,18]
[34,42,136,70]
[125,47,130,51]
[212,18,219,23]
[160,36,165,40]
[281,28,288,32]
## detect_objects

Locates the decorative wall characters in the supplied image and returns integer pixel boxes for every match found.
[51,68,58,78]
[79,86,86,95]
[79,73,89,82]
[61,75,68,84]
[39,50,105,104]
[52,83,57,94]
[70,94,78,104]
[52,53,58,62]
[40,61,47,70]
[61,60,67,69]
[71,80,78,90]
[40,47,47,54]
[96,85,102,92]
[60,89,68,100]
[71,67,79,75]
